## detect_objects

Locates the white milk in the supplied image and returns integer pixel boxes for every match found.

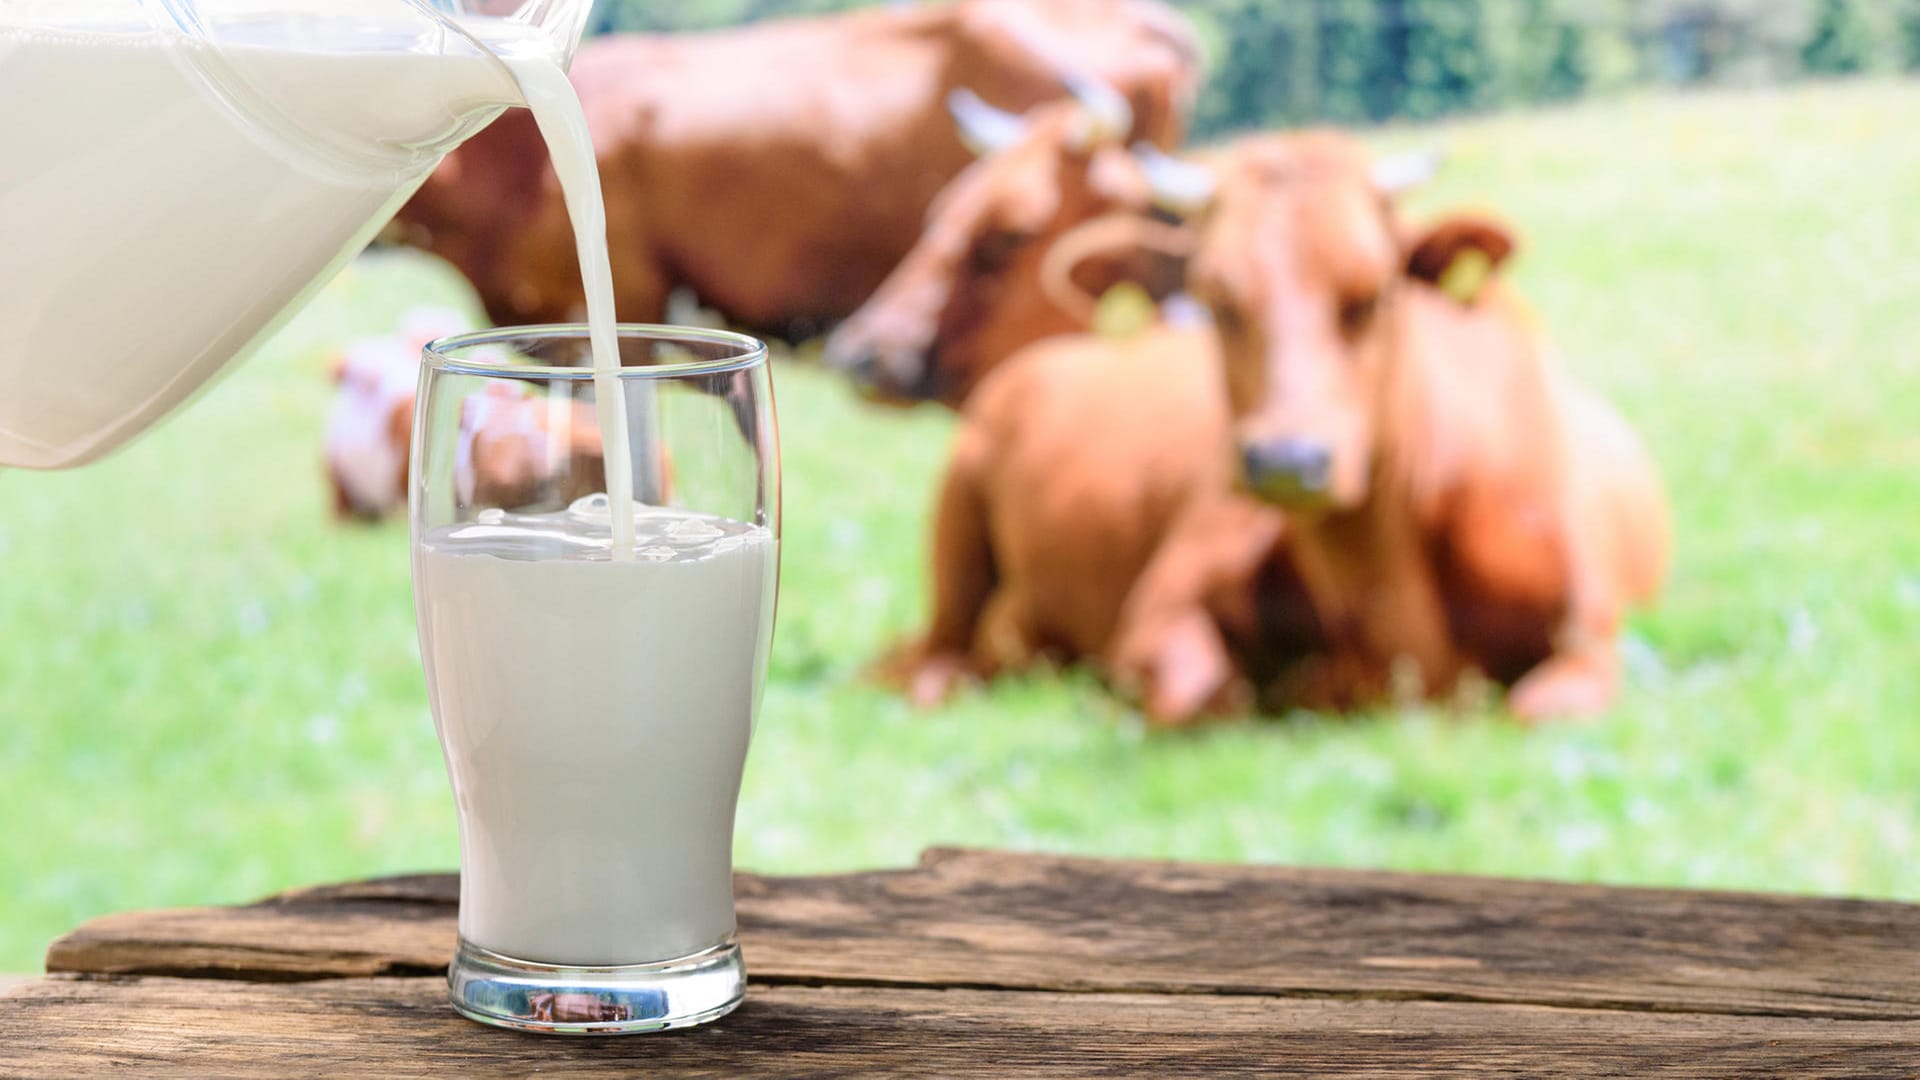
[0,18,536,469]
[501,57,641,556]
[415,498,777,966]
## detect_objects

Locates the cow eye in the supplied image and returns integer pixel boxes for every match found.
[1211,305,1247,338]
[1338,293,1380,335]
[972,229,1028,268]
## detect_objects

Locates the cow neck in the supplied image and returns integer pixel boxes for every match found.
[1281,285,1460,694]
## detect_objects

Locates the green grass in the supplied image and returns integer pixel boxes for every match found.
[4,81,1918,972]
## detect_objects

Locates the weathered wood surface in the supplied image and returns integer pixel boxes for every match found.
[45,848,1920,1021]
[12,849,1920,1076]
[4,976,1917,1079]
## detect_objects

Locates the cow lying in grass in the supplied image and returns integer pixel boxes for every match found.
[897,132,1669,723]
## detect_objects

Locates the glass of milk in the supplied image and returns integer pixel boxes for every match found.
[410,325,779,1034]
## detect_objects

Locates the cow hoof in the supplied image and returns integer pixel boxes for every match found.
[907,654,975,708]
[1508,664,1613,722]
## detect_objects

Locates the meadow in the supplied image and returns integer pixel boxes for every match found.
[3,80,1917,973]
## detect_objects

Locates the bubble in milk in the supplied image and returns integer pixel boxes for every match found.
[569,493,612,521]
[664,516,726,543]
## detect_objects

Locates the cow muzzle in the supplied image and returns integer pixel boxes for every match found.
[1240,437,1333,508]
[823,336,937,406]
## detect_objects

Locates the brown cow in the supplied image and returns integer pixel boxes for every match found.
[1118,134,1669,720]
[323,307,475,520]
[385,0,1203,339]
[822,91,1191,406]
[320,315,616,521]
[454,383,608,512]
[900,132,1669,723]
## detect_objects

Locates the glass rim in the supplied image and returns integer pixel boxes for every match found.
[422,323,769,381]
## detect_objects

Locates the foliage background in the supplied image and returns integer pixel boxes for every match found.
[589,0,1920,133]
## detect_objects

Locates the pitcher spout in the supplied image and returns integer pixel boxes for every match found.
[448,0,593,69]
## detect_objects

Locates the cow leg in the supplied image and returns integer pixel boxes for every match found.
[328,471,356,521]
[898,430,999,706]
[1115,608,1247,725]
[972,585,1039,677]
[1507,432,1642,722]
[1108,498,1283,726]
[1505,382,1670,724]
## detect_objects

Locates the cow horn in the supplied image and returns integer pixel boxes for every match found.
[1371,148,1444,195]
[1063,73,1134,144]
[1133,142,1216,214]
[948,88,1029,157]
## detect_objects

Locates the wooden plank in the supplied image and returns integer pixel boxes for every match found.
[45,849,1920,1020]
[2,975,1915,1078]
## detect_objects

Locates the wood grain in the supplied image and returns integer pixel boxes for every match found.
[46,849,1920,1021]
[3,975,1915,1079]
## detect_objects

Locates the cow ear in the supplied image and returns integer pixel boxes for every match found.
[1405,215,1516,306]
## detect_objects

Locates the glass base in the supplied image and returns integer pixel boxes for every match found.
[447,937,745,1035]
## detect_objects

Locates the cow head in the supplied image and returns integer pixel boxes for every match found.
[1141,133,1514,512]
[824,81,1171,406]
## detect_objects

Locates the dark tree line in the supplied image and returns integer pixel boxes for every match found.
[585,0,1920,136]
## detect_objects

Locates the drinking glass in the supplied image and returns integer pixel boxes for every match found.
[410,325,778,1034]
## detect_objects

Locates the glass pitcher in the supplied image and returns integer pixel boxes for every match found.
[0,0,592,469]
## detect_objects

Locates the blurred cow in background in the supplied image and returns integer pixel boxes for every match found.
[323,307,474,520]
[897,133,1669,724]
[823,83,1194,407]
[454,385,608,512]
[322,308,614,521]
[383,0,1204,340]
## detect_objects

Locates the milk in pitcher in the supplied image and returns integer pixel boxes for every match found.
[0,14,541,468]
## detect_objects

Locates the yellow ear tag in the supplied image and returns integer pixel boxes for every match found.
[1094,282,1156,338]
[1438,248,1493,305]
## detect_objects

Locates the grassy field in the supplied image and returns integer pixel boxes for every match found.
[4,81,1918,973]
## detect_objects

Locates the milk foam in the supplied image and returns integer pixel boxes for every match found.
[415,499,777,965]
